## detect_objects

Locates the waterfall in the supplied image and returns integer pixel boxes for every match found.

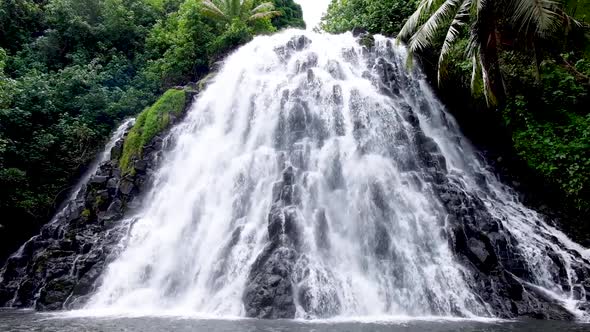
[84,30,590,320]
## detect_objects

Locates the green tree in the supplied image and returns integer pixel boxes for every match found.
[144,0,215,86]
[272,0,305,29]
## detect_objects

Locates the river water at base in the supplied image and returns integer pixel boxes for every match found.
[1,310,589,332]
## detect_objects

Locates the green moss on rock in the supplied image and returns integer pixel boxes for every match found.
[81,209,91,219]
[119,89,187,174]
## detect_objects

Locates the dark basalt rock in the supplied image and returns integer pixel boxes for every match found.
[110,141,123,161]
[89,176,108,186]
[289,35,312,52]
[275,36,312,61]
[134,160,148,174]
[243,166,303,319]
[433,180,576,319]
[36,277,76,311]
[118,178,135,196]
[243,244,297,319]
[352,27,368,37]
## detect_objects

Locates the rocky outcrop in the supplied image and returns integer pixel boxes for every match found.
[0,88,198,310]
[243,166,300,319]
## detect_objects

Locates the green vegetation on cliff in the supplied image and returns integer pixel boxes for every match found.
[119,89,186,174]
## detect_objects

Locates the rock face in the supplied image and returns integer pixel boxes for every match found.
[243,167,300,319]
[0,89,197,310]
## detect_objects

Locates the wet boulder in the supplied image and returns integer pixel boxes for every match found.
[243,244,297,319]
[36,276,76,311]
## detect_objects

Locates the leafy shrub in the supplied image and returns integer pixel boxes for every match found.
[502,58,590,212]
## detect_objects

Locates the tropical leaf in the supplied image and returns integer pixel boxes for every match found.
[398,0,573,105]
[408,0,464,53]
[251,2,276,14]
[231,0,241,17]
[241,0,254,19]
[200,0,279,24]
[437,0,471,84]
[512,0,560,36]
[398,0,443,42]
[201,0,228,22]
[248,11,281,21]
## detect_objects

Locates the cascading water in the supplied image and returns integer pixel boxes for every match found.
[82,30,590,320]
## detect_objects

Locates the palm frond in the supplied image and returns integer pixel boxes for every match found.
[248,11,281,21]
[471,0,485,12]
[408,0,464,53]
[479,55,496,105]
[240,0,254,19]
[437,0,471,84]
[223,0,232,12]
[231,0,241,17]
[557,8,585,32]
[398,10,424,42]
[468,49,496,105]
[398,0,444,42]
[251,2,276,14]
[512,0,560,37]
[201,0,228,22]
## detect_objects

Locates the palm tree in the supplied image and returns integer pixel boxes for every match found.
[397,0,580,105]
[200,0,281,25]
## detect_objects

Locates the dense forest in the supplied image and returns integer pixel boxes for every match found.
[0,0,304,262]
[322,0,590,242]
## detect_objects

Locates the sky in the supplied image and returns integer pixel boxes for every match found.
[294,0,332,30]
